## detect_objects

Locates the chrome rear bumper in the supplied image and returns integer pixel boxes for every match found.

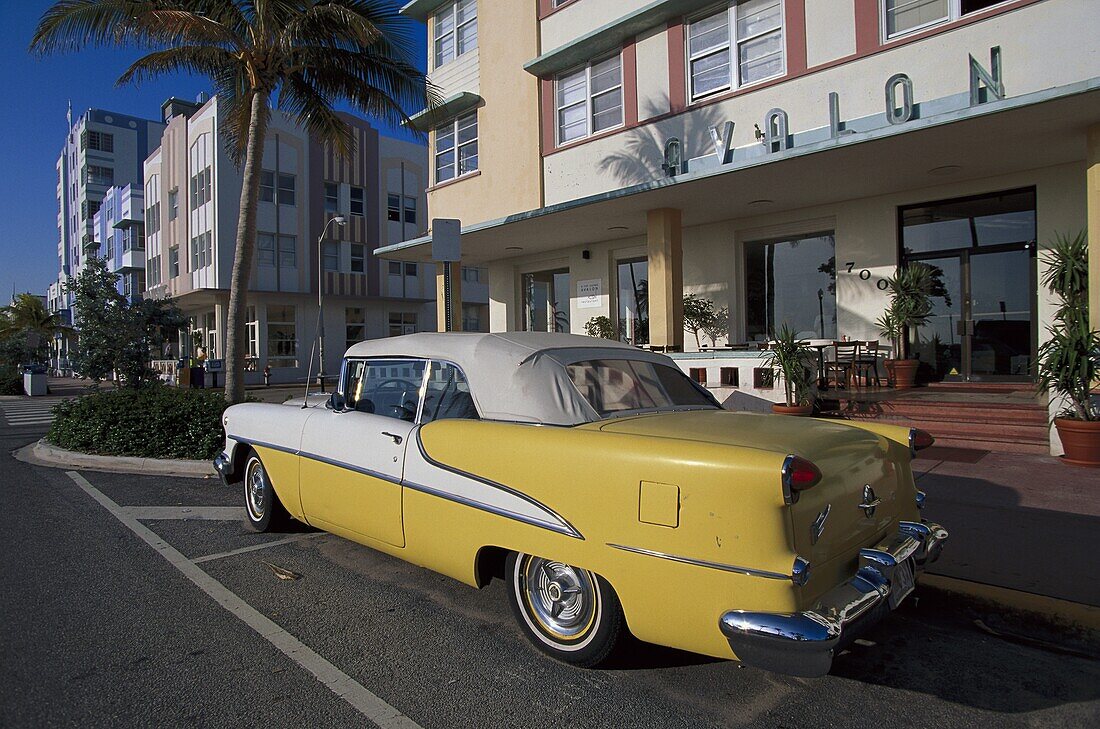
[719,520,947,678]
[213,452,234,487]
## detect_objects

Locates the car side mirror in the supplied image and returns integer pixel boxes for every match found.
[327,391,346,412]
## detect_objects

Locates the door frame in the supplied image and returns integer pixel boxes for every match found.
[896,188,1038,383]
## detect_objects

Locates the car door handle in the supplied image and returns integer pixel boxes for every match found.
[382,431,403,445]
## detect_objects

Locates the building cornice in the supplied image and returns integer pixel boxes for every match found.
[523,0,711,78]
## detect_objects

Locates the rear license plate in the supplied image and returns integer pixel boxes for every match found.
[888,557,916,610]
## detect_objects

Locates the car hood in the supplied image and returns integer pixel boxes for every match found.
[589,409,883,457]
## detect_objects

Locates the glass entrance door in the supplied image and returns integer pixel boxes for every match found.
[968,248,1034,379]
[900,188,1036,383]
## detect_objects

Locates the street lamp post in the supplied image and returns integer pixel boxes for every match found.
[316,215,347,393]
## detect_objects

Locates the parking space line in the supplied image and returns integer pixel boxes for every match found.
[123,506,244,521]
[192,533,324,564]
[66,471,423,729]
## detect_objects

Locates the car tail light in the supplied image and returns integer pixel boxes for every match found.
[782,455,822,504]
[909,428,935,458]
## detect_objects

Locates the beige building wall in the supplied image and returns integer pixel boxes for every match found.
[425,0,543,229]
[805,0,857,67]
[542,0,1098,204]
[539,0,650,51]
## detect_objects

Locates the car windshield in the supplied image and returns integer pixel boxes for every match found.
[566,359,719,418]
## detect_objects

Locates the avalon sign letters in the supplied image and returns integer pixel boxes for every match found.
[693,47,1005,169]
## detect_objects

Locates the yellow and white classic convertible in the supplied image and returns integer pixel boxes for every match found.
[215,332,946,676]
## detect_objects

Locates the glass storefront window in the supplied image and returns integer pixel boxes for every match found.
[616,259,648,346]
[523,269,570,333]
[267,304,297,367]
[900,189,1036,255]
[744,232,836,342]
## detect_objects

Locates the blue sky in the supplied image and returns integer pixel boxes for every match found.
[0,1,426,302]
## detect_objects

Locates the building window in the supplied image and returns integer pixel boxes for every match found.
[258,233,296,267]
[461,266,481,283]
[523,269,570,332]
[435,112,478,183]
[350,186,365,216]
[350,243,365,273]
[168,245,180,278]
[257,233,275,266]
[556,54,622,144]
[434,0,477,68]
[323,241,339,272]
[85,165,113,186]
[278,173,295,205]
[259,171,293,204]
[617,258,649,346]
[246,306,259,359]
[279,234,296,267]
[387,194,401,222]
[168,189,179,220]
[388,312,418,337]
[190,166,211,208]
[266,305,298,367]
[687,0,785,101]
[388,261,403,276]
[346,307,366,351]
[405,262,417,277]
[403,196,417,225]
[325,182,339,214]
[145,202,161,235]
[744,231,836,342]
[190,230,212,270]
[883,0,1003,39]
[84,130,114,152]
[462,304,482,332]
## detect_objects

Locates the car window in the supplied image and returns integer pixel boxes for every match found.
[566,359,719,417]
[421,361,479,424]
[344,358,426,422]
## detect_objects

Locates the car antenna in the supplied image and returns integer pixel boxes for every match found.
[301,318,320,409]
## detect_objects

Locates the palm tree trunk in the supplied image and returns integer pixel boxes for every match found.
[224,90,270,404]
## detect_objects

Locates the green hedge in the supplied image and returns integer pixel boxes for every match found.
[1,376,22,396]
[47,386,228,460]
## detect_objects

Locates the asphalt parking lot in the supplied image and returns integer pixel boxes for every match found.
[3,426,1099,728]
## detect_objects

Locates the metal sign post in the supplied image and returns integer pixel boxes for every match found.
[431,219,461,332]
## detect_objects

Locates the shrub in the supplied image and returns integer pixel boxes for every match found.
[1,376,22,396]
[47,386,229,460]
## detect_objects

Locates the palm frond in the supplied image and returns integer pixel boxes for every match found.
[279,71,356,158]
[117,45,240,86]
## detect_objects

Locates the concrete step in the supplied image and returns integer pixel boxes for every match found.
[853,415,1049,443]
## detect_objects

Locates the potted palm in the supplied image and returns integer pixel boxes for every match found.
[876,264,934,389]
[1037,231,1100,467]
[765,325,816,415]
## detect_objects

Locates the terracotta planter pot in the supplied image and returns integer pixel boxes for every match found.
[1054,418,1100,467]
[772,403,814,416]
[886,358,919,389]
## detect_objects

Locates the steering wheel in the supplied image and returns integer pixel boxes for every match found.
[373,378,420,417]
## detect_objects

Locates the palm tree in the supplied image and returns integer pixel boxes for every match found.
[32,0,436,403]
[0,294,70,366]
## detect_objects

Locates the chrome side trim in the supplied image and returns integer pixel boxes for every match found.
[229,435,300,457]
[606,543,794,581]
[402,478,581,538]
[415,432,583,540]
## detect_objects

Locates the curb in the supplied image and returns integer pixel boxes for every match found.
[15,439,215,478]
[920,573,1100,631]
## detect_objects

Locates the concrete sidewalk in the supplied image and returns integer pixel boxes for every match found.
[914,446,1100,611]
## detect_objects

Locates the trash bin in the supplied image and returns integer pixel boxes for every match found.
[190,366,206,388]
[22,364,47,397]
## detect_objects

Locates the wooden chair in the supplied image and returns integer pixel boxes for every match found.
[854,341,883,387]
[824,341,859,389]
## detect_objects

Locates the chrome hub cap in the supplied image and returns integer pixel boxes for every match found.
[245,460,266,521]
[521,557,596,640]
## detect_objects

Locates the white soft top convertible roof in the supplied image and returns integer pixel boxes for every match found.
[344,332,678,425]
